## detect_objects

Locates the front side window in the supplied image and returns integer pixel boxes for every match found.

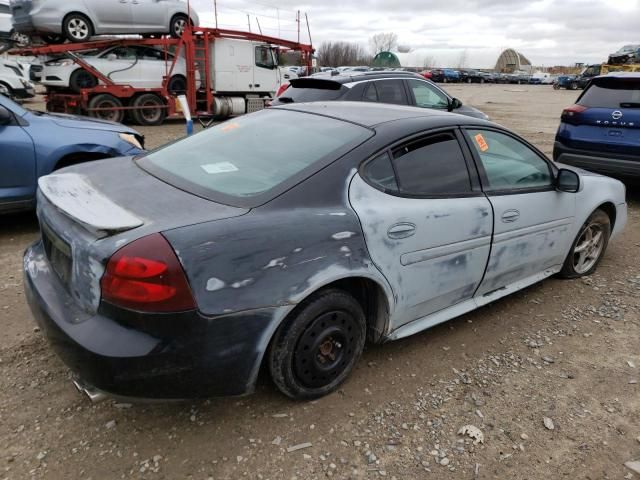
[391,132,471,195]
[139,109,372,201]
[373,79,409,105]
[465,129,552,190]
[407,79,449,109]
[255,46,275,69]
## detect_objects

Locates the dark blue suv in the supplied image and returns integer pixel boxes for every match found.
[553,73,640,178]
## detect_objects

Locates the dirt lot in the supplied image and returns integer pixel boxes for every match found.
[1,85,639,480]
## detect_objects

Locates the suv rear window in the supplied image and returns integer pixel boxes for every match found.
[138,109,372,205]
[578,77,640,108]
[278,79,346,103]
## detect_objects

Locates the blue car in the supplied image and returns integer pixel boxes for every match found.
[553,73,640,179]
[0,93,144,213]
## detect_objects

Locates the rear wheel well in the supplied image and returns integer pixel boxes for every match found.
[54,152,110,171]
[286,278,390,345]
[596,202,616,230]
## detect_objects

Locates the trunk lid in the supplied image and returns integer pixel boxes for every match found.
[36,156,248,314]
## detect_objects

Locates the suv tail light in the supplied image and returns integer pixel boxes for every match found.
[275,83,290,98]
[561,104,588,124]
[101,233,196,312]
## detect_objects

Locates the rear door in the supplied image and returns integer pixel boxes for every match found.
[90,0,132,31]
[0,102,36,207]
[463,128,576,304]
[130,0,166,31]
[568,76,640,156]
[349,130,493,328]
[364,79,410,106]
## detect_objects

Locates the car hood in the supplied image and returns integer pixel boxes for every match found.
[29,111,138,133]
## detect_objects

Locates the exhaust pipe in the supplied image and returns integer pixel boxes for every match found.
[72,378,108,403]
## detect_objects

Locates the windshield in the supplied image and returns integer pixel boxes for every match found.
[138,109,372,205]
[578,78,640,108]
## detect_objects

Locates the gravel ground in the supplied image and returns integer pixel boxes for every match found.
[1,85,639,480]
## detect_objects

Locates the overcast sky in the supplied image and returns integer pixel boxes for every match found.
[193,0,639,68]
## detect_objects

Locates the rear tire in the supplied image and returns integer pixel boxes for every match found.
[170,14,189,38]
[559,209,611,279]
[69,69,97,92]
[568,82,578,90]
[131,93,166,126]
[268,289,366,400]
[88,94,124,124]
[63,13,93,43]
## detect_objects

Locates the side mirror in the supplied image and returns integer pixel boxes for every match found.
[448,97,462,111]
[556,168,580,193]
[0,105,12,126]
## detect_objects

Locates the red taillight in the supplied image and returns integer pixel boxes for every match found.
[101,233,196,312]
[275,83,290,98]
[561,104,588,121]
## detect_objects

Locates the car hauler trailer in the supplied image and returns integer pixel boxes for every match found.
[10,27,313,125]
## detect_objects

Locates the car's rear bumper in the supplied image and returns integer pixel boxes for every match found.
[553,141,640,178]
[24,240,284,399]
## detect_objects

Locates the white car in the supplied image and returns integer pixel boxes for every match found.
[0,58,35,99]
[39,45,198,92]
[11,0,199,43]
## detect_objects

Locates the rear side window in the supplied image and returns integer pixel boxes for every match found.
[578,78,640,108]
[373,79,409,105]
[363,152,398,191]
[391,132,471,195]
[280,79,346,102]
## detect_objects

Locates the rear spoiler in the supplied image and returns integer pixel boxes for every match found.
[289,78,343,90]
[39,173,143,233]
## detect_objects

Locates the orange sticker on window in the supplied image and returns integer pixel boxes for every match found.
[474,133,489,152]
[221,122,241,132]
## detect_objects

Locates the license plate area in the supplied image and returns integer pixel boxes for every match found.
[41,221,72,289]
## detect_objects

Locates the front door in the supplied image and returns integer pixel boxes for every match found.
[252,44,278,93]
[463,128,576,303]
[0,104,36,207]
[349,130,493,328]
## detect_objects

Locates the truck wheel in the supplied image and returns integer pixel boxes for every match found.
[132,93,166,126]
[88,94,124,124]
[268,289,366,400]
[69,69,97,92]
[63,13,94,43]
[170,14,189,38]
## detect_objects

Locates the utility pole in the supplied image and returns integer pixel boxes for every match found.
[247,14,251,32]
[277,8,280,38]
[256,17,263,35]
[214,0,218,29]
[296,10,300,44]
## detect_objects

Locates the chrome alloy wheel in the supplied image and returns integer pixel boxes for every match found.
[572,222,605,275]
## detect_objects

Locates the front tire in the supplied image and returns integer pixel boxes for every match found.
[63,13,93,42]
[268,289,366,400]
[559,209,611,279]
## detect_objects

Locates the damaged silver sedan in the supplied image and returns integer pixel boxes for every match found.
[23,102,627,401]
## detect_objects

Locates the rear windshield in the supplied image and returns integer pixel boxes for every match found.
[578,78,640,108]
[138,109,371,206]
[279,79,346,103]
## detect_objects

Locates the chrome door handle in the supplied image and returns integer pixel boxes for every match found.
[387,223,416,239]
[501,209,520,223]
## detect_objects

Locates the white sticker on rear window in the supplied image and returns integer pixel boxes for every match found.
[201,162,239,174]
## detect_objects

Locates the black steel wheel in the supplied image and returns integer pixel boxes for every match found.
[69,69,97,92]
[268,289,366,400]
[559,209,611,279]
[131,93,166,126]
[63,13,93,43]
[87,94,124,124]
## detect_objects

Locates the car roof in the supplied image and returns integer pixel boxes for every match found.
[272,101,490,129]
[599,72,640,79]
[302,71,423,84]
